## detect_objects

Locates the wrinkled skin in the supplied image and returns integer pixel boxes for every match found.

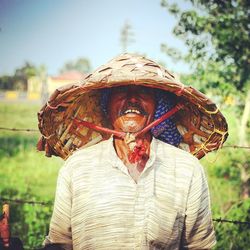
[107,85,156,133]
[107,85,156,181]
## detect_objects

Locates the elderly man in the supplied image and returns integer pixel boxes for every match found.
[38,54,228,250]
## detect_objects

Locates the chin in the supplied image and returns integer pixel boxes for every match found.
[123,128,141,133]
[122,123,145,133]
[113,116,150,133]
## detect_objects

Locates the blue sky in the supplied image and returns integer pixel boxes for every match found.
[0,0,191,76]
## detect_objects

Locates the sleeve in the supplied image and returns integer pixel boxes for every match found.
[43,163,73,250]
[182,160,216,249]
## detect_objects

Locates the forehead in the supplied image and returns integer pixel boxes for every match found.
[110,85,155,95]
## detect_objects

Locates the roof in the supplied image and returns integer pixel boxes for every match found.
[51,71,86,81]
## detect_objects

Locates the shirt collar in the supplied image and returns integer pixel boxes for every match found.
[107,135,157,171]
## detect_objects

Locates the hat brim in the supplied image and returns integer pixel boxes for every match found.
[37,53,228,160]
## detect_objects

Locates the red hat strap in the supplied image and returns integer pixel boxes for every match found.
[72,103,183,140]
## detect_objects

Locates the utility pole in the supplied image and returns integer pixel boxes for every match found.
[120,21,135,52]
[40,65,49,105]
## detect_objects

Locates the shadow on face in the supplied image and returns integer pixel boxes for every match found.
[107,86,156,133]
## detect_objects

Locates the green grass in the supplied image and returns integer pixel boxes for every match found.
[0,150,62,199]
[0,103,40,130]
[0,102,249,249]
[0,103,243,205]
[0,103,63,248]
[0,103,62,200]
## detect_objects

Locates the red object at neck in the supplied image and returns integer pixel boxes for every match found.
[128,139,146,164]
[73,103,184,163]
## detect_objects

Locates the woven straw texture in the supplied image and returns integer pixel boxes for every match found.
[37,53,228,160]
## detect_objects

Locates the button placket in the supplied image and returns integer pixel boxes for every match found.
[133,179,147,250]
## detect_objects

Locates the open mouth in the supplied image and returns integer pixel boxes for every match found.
[124,109,142,115]
[120,104,147,116]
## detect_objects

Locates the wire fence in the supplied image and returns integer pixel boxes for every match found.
[0,197,52,206]
[213,218,250,226]
[0,127,39,132]
[0,197,249,226]
[1,126,250,228]
[1,126,250,149]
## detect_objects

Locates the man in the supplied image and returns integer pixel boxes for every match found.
[38,53,228,249]
[106,85,156,182]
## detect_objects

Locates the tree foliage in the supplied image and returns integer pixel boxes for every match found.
[161,2,250,248]
[60,58,91,74]
[0,62,44,90]
[161,0,250,145]
[120,21,135,53]
[214,199,250,250]
[161,0,250,90]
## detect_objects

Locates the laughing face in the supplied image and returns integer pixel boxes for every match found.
[107,86,156,133]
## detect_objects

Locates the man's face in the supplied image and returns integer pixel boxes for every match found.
[107,86,156,133]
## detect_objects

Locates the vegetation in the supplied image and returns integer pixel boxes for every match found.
[0,103,62,249]
[0,63,46,91]
[0,1,249,248]
[0,57,91,91]
[59,57,92,74]
[0,101,249,249]
[161,0,250,146]
[120,20,135,53]
[161,1,250,248]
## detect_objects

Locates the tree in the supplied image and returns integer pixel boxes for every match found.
[161,0,250,145]
[0,62,38,90]
[161,0,250,200]
[60,58,91,74]
[14,62,37,90]
[0,75,15,90]
[120,21,135,52]
[39,65,49,105]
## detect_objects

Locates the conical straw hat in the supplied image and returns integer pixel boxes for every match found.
[37,53,228,160]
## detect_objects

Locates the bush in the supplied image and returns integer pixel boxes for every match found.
[0,188,53,249]
[214,199,250,250]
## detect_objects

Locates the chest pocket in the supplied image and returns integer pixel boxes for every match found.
[146,197,185,249]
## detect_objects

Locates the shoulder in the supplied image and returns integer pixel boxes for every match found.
[154,138,203,177]
[73,139,109,158]
[61,139,111,173]
[155,138,200,164]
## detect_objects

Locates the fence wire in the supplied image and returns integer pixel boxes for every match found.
[1,126,250,227]
[1,126,250,149]
[0,197,249,226]
[0,127,39,132]
[0,197,52,206]
[213,218,250,226]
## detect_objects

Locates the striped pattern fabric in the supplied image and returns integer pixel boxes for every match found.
[44,138,216,250]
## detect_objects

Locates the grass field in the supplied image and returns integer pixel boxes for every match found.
[0,103,62,200]
[0,102,249,249]
[0,103,62,248]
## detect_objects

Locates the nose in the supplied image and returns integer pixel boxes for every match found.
[126,89,138,103]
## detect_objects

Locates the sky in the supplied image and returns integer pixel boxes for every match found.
[0,0,191,76]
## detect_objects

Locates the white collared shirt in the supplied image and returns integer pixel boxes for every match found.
[45,137,216,250]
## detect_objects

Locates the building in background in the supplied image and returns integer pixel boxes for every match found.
[27,71,85,102]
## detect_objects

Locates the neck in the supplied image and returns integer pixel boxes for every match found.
[113,132,152,172]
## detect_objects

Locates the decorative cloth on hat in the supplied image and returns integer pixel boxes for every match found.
[152,90,182,146]
[100,88,111,116]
